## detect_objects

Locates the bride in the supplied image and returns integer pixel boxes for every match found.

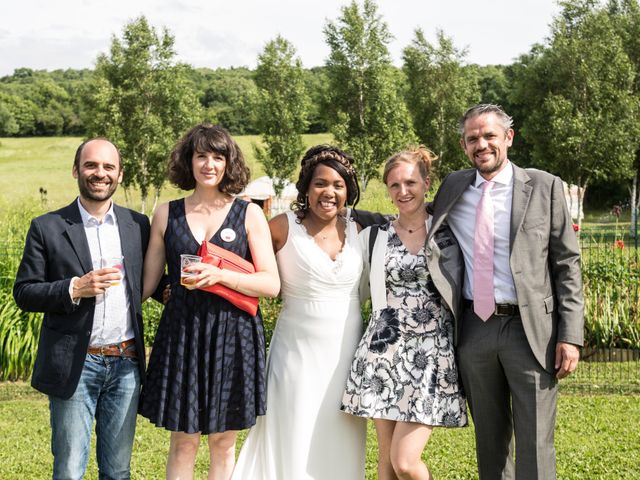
[232,145,367,479]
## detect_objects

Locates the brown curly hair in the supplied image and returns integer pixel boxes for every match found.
[382,145,437,184]
[292,145,360,220]
[168,124,249,194]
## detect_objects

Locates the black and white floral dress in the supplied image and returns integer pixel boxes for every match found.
[341,224,467,427]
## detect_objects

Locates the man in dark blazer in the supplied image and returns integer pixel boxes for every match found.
[428,104,584,479]
[14,138,151,479]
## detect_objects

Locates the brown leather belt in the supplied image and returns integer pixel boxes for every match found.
[464,300,519,317]
[88,339,137,358]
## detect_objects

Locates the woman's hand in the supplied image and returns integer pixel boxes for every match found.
[181,262,226,290]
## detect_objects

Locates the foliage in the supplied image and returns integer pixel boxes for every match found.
[607,0,640,237]
[511,0,640,225]
[581,233,639,349]
[195,67,259,135]
[303,67,331,133]
[324,0,416,189]
[402,29,480,179]
[0,200,45,381]
[142,300,164,347]
[0,68,91,136]
[259,297,282,347]
[0,293,41,381]
[253,36,309,195]
[475,64,510,107]
[84,16,202,213]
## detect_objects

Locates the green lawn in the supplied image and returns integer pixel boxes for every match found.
[1,382,638,479]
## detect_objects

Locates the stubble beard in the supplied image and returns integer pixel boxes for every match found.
[78,175,118,202]
[474,151,505,176]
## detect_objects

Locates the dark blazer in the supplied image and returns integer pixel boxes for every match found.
[13,200,150,399]
[429,163,584,373]
[350,209,392,228]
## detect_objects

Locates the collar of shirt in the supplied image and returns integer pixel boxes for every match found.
[76,197,117,227]
[473,160,513,189]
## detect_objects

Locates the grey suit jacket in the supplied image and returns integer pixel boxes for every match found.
[428,163,584,373]
[13,200,150,399]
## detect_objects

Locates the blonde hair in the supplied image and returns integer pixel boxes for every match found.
[382,146,437,185]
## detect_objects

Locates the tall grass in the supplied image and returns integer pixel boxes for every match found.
[0,292,41,380]
[0,200,45,380]
[581,232,640,349]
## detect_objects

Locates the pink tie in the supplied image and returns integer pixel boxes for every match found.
[473,181,495,321]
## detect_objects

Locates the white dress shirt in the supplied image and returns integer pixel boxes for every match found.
[74,199,133,346]
[447,161,518,304]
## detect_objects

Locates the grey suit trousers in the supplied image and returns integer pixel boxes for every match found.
[457,306,558,480]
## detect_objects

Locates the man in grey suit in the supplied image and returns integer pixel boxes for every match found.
[428,104,584,479]
[14,138,151,479]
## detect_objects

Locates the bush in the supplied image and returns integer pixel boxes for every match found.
[581,235,639,349]
[0,200,45,380]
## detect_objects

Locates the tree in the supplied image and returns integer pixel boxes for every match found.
[402,29,480,178]
[253,36,309,196]
[304,67,330,133]
[513,0,639,226]
[0,93,20,135]
[85,16,202,213]
[197,67,259,135]
[324,0,416,189]
[608,0,640,237]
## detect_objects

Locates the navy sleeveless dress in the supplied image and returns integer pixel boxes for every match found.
[139,198,266,434]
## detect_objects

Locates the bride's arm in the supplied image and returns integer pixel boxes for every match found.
[268,213,289,254]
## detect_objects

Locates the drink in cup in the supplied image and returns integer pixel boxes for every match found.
[180,254,202,287]
[101,256,124,286]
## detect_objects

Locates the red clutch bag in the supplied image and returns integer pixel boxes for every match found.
[196,240,259,316]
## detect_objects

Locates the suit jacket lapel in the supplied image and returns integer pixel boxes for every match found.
[114,205,141,288]
[63,200,93,273]
[510,163,532,250]
[429,169,475,240]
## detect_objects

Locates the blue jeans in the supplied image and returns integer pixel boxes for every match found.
[49,353,140,480]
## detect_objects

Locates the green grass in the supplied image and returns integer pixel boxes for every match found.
[0,134,336,212]
[1,382,638,479]
[0,134,393,215]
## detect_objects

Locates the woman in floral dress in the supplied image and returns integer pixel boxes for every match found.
[342,147,467,480]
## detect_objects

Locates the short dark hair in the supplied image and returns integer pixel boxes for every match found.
[292,145,360,220]
[74,138,122,170]
[458,103,513,136]
[168,124,250,194]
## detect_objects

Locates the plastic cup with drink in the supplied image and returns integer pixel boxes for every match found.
[180,254,202,288]
[101,256,124,286]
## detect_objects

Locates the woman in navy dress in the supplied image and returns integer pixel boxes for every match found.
[139,124,279,480]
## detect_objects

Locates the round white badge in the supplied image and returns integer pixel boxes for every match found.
[220,228,237,242]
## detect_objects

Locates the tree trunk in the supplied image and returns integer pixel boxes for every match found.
[577,177,588,230]
[151,189,160,217]
[360,173,369,192]
[630,172,638,239]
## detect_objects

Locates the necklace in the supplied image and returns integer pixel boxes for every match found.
[310,216,345,240]
[395,219,426,234]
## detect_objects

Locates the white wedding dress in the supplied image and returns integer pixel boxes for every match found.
[232,210,366,479]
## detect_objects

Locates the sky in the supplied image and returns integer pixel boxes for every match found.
[0,0,561,76]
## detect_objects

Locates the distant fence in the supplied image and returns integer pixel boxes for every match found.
[565,226,639,393]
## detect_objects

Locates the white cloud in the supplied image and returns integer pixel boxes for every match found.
[0,0,560,75]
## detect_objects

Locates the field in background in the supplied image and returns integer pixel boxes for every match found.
[0,134,395,215]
